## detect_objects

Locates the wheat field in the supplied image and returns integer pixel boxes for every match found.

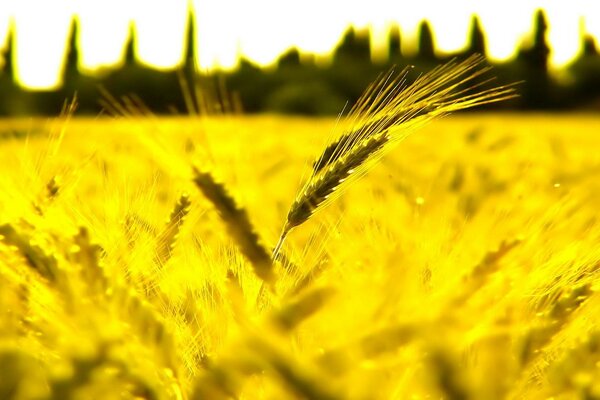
[1,111,600,399]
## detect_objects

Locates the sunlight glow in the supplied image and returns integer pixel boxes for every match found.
[546,4,582,69]
[132,0,188,70]
[388,1,425,57]
[74,0,132,74]
[285,0,346,57]
[12,0,72,90]
[0,0,599,89]
[585,2,600,41]
[476,2,540,62]
[235,0,296,67]
[428,0,472,56]
[192,0,239,70]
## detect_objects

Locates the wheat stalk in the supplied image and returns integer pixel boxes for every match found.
[273,55,516,257]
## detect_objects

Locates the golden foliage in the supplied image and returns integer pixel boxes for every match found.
[1,97,600,399]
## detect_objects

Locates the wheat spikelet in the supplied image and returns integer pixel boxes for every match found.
[192,168,274,282]
[154,193,192,267]
[427,347,470,400]
[273,55,516,257]
[33,176,61,216]
[446,238,521,308]
[44,176,60,199]
[288,133,389,231]
[47,342,167,400]
[271,286,334,332]
[0,223,59,283]
[316,323,416,376]
[0,350,40,399]
[519,283,592,368]
[509,283,593,397]
[248,337,343,400]
[549,330,600,396]
[71,227,107,298]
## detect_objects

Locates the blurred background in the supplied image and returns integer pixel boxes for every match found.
[0,0,599,116]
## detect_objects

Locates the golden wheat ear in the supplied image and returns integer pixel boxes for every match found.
[273,55,517,258]
[193,168,275,282]
[154,194,192,268]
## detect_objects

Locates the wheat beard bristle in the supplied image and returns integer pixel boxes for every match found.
[272,55,517,258]
[312,107,431,173]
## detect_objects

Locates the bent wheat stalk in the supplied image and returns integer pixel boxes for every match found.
[273,55,516,257]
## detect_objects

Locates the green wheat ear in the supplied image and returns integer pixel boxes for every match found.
[273,55,517,258]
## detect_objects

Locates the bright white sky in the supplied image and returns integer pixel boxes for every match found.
[0,0,599,90]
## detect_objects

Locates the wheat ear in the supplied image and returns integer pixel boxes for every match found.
[154,193,191,267]
[0,224,59,283]
[193,168,274,282]
[273,55,516,257]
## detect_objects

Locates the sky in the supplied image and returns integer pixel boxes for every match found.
[0,0,599,90]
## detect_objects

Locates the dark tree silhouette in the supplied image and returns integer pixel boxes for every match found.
[528,9,550,73]
[516,9,551,108]
[1,27,14,79]
[569,33,600,108]
[278,48,301,68]
[334,27,371,62]
[417,20,435,60]
[388,23,402,63]
[583,35,598,57]
[64,20,80,77]
[467,15,486,56]
[183,8,196,69]
[389,25,401,54]
[123,24,137,67]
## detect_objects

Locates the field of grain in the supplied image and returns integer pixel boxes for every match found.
[1,113,600,399]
